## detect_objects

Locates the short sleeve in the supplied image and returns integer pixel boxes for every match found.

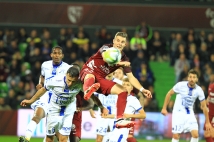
[129,96,142,111]
[173,82,181,94]
[41,62,45,77]
[198,87,205,101]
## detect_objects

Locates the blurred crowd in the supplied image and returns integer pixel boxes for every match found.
[0,21,214,113]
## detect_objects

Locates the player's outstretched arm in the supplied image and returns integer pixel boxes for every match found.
[77,98,94,112]
[123,108,146,119]
[161,89,174,116]
[126,72,152,98]
[200,100,212,131]
[20,87,47,106]
[91,94,109,116]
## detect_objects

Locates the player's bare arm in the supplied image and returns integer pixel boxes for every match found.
[161,89,175,116]
[116,61,131,67]
[91,94,109,116]
[36,75,44,90]
[200,100,212,131]
[126,72,152,98]
[77,98,94,112]
[123,108,146,119]
[89,109,96,118]
[20,87,47,106]
[137,92,144,107]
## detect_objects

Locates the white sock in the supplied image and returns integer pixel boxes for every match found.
[43,137,46,142]
[190,137,198,142]
[67,137,70,142]
[25,120,37,141]
[172,138,179,142]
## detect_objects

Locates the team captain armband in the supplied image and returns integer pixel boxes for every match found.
[99,45,110,53]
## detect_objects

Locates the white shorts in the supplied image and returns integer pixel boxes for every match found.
[46,100,76,136]
[96,116,115,136]
[31,91,52,115]
[105,128,129,142]
[172,111,198,133]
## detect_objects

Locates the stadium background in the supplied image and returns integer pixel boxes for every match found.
[0,0,214,141]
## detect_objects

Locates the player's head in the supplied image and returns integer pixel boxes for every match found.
[122,78,133,94]
[113,67,124,80]
[50,46,64,64]
[65,66,79,87]
[113,32,127,52]
[187,69,198,87]
[70,63,81,73]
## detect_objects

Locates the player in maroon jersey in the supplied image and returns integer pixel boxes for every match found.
[79,32,152,128]
[204,74,214,142]
[69,92,94,142]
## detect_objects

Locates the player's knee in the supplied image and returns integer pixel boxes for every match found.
[46,135,54,142]
[60,136,68,142]
[96,135,103,142]
[191,132,199,138]
[204,130,211,137]
[127,137,137,142]
[32,116,42,124]
[172,134,180,140]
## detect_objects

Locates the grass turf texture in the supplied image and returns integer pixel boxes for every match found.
[0,136,206,142]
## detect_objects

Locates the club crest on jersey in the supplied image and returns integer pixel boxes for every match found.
[100,65,110,74]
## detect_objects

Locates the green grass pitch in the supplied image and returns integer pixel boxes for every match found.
[0,136,206,142]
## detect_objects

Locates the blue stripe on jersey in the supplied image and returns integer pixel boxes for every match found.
[59,106,66,116]
[107,106,112,114]
[117,134,123,142]
[52,61,62,75]
[48,92,52,103]
[46,76,54,80]
[185,107,190,114]
[135,106,143,112]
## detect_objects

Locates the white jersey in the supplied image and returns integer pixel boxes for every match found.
[107,95,142,142]
[173,81,205,114]
[31,60,70,114]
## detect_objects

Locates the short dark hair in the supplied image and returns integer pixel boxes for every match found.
[71,63,81,73]
[52,46,63,53]
[188,69,199,78]
[67,66,79,77]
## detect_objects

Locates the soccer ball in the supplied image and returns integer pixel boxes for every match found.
[102,47,122,65]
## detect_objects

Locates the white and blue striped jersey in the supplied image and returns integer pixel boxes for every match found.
[41,60,71,86]
[173,81,205,114]
[45,75,83,106]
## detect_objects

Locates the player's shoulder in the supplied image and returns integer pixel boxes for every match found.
[176,81,188,86]
[42,60,52,66]
[47,75,64,83]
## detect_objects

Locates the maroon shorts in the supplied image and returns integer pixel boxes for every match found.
[203,114,214,130]
[80,68,116,95]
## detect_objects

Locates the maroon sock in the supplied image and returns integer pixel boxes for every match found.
[205,137,213,142]
[83,77,95,92]
[127,137,137,142]
[116,92,128,119]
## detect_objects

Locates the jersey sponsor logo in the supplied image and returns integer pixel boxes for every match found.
[182,96,194,107]
[100,65,110,74]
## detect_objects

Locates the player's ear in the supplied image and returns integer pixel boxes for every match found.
[50,52,53,58]
[62,53,64,59]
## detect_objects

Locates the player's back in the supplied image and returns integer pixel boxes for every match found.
[208,83,214,115]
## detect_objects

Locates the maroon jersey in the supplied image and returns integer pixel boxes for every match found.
[81,44,132,78]
[208,83,214,115]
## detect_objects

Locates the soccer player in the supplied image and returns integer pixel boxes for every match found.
[204,74,214,142]
[79,32,151,128]
[20,66,106,142]
[19,46,71,142]
[105,77,146,142]
[94,72,118,142]
[69,63,95,142]
[161,69,212,142]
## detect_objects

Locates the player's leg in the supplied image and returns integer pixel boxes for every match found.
[172,133,180,142]
[82,73,100,100]
[20,107,45,142]
[46,135,54,142]
[190,130,199,142]
[110,84,135,128]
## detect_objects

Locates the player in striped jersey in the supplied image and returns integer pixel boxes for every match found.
[161,69,212,142]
